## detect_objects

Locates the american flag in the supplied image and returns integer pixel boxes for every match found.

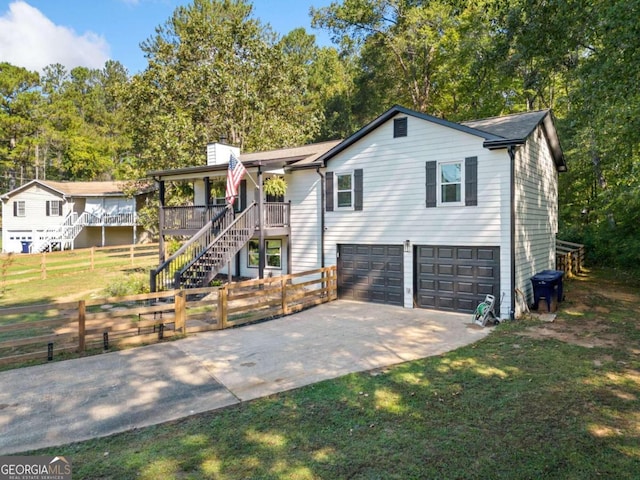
[225,153,247,205]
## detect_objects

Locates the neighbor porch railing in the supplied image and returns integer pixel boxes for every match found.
[83,212,137,226]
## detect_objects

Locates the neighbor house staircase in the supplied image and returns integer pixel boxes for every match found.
[30,212,94,253]
[150,202,259,292]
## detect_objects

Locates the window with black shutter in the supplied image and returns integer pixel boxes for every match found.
[13,200,26,217]
[426,159,478,207]
[325,169,363,211]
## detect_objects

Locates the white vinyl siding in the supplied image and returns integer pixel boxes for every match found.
[286,113,513,309]
[514,125,558,314]
[287,170,322,274]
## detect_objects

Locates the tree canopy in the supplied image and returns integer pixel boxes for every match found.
[0,0,638,269]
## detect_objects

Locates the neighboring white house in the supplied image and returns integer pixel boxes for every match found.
[148,105,566,319]
[1,180,146,253]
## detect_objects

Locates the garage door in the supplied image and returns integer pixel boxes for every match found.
[337,244,403,306]
[415,245,500,313]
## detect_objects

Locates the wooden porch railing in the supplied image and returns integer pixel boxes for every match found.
[264,202,290,227]
[161,203,290,232]
[162,205,227,231]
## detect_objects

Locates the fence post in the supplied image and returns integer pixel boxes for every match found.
[330,266,338,300]
[150,269,157,293]
[218,286,228,330]
[174,290,186,334]
[41,253,47,280]
[281,275,289,315]
[78,300,86,353]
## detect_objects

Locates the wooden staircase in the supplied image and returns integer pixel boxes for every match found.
[151,203,259,292]
[30,212,93,253]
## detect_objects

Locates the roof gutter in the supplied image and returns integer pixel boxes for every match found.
[483,139,526,149]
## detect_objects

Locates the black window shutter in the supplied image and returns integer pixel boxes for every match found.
[394,117,408,138]
[13,201,17,216]
[465,156,478,206]
[325,172,334,211]
[239,179,247,211]
[425,161,437,208]
[58,201,63,216]
[354,169,363,211]
[46,201,50,216]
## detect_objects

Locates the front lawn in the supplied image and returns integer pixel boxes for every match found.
[28,268,640,479]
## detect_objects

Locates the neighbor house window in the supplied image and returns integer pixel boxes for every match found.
[439,162,463,204]
[336,173,353,208]
[13,200,25,217]
[46,200,63,216]
[248,239,282,269]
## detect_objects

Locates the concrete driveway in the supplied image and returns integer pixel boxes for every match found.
[0,300,490,454]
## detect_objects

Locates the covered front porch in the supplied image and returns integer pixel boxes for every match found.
[148,143,300,291]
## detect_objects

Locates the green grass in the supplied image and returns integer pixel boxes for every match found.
[21,268,640,479]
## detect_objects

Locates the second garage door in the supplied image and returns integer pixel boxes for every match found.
[415,245,500,313]
[337,244,404,306]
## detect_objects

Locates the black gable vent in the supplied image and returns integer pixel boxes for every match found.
[394,117,408,138]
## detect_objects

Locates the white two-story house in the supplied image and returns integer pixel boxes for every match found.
[1,180,146,253]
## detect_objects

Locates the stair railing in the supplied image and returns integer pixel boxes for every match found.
[174,203,259,289]
[150,205,237,292]
[30,211,78,253]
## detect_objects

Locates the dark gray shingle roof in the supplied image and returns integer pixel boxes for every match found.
[461,110,549,141]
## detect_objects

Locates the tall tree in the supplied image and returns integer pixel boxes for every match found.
[125,0,321,174]
[311,0,521,122]
[0,62,42,188]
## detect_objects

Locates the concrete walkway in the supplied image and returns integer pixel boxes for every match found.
[0,300,490,454]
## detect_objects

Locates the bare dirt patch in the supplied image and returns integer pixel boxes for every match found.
[517,270,640,349]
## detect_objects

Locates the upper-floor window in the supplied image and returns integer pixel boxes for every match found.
[439,162,463,204]
[336,173,353,208]
[326,169,363,212]
[426,157,477,208]
[13,200,25,217]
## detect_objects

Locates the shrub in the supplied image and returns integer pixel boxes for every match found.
[104,272,150,297]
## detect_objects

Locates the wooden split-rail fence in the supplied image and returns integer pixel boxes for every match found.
[556,240,585,277]
[0,266,337,368]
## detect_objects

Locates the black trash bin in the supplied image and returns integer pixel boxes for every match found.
[530,270,564,311]
[20,241,32,254]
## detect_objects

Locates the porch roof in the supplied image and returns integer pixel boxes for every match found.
[148,140,342,180]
